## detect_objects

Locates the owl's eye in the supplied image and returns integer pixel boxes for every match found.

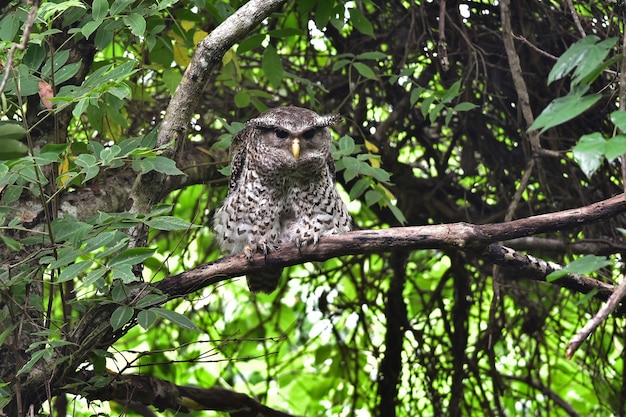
[302,129,316,139]
[274,129,289,139]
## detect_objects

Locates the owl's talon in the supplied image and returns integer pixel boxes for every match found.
[243,244,255,262]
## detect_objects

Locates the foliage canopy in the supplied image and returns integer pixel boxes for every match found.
[2,0,626,416]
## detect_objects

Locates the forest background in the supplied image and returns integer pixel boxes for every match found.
[1,0,626,416]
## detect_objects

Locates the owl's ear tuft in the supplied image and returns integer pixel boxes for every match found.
[316,114,342,127]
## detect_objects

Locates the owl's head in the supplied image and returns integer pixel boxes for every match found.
[246,106,340,169]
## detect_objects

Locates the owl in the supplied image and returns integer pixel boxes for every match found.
[213,106,352,293]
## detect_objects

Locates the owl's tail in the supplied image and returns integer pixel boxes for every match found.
[246,267,283,293]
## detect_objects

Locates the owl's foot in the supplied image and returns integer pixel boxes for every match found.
[294,233,320,253]
[243,242,274,262]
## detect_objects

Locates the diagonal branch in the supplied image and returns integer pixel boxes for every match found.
[74,370,299,417]
[156,194,626,299]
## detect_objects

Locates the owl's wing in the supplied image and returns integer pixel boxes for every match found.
[228,127,251,192]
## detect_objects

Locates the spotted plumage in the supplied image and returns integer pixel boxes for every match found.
[213,106,352,293]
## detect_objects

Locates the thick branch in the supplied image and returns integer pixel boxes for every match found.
[75,370,298,417]
[157,194,626,298]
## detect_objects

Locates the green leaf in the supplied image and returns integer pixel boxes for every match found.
[332,59,352,72]
[234,90,251,107]
[547,255,612,282]
[16,349,50,377]
[262,45,283,88]
[58,261,92,283]
[0,139,29,160]
[0,233,21,251]
[145,216,195,231]
[237,33,266,54]
[82,19,101,39]
[352,62,377,80]
[604,135,626,162]
[356,51,387,60]
[123,13,146,36]
[0,122,27,141]
[529,90,601,134]
[54,60,82,84]
[110,305,134,330]
[92,0,109,21]
[572,133,606,178]
[149,156,184,175]
[349,8,374,37]
[109,247,155,267]
[454,102,478,112]
[547,35,614,85]
[151,307,198,331]
[610,110,626,132]
[137,309,157,329]
[75,153,100,183]
[135,293,168,309]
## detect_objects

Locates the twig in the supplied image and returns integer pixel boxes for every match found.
[0,0,40,94]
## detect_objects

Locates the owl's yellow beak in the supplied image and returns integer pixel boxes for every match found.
[291,138,301,159]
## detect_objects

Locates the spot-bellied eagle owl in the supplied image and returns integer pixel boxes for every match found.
[213,106,352,293]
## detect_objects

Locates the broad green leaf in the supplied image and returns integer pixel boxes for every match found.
[82,268,107,286]
[82,19,101,38]
[234,90,250,107]
[365,189,383,206]
[237,33,266,54]
[110,0,134,15]
[149,156,185,175]
[145,216,195,231]
[604,135,626,162]
[45,248,82,269]
[0,139,28,159]
[112,263,137,283]
[352,62,377,80]
[0,122,27,141]
[135,293,168,309]
[83,231,118,252]
[0,233,21,251]
[572,133,605,178]
[349,8,374,37]
[610,110,626,132]
[454,102,478,112]
[123,13,146,36]
[137,309,157,329]
[110,305,134,330]
[92,0,108,21]
[548,35,604,84]
[529,91,601,134]
[571,37,616,86]
[58,261,92,283]
[151,307,198,331]
[54,60,82,84]
[262,45,283,88]
[332,59,352,72]
[547,255,611,282]
[109,247,155,267]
